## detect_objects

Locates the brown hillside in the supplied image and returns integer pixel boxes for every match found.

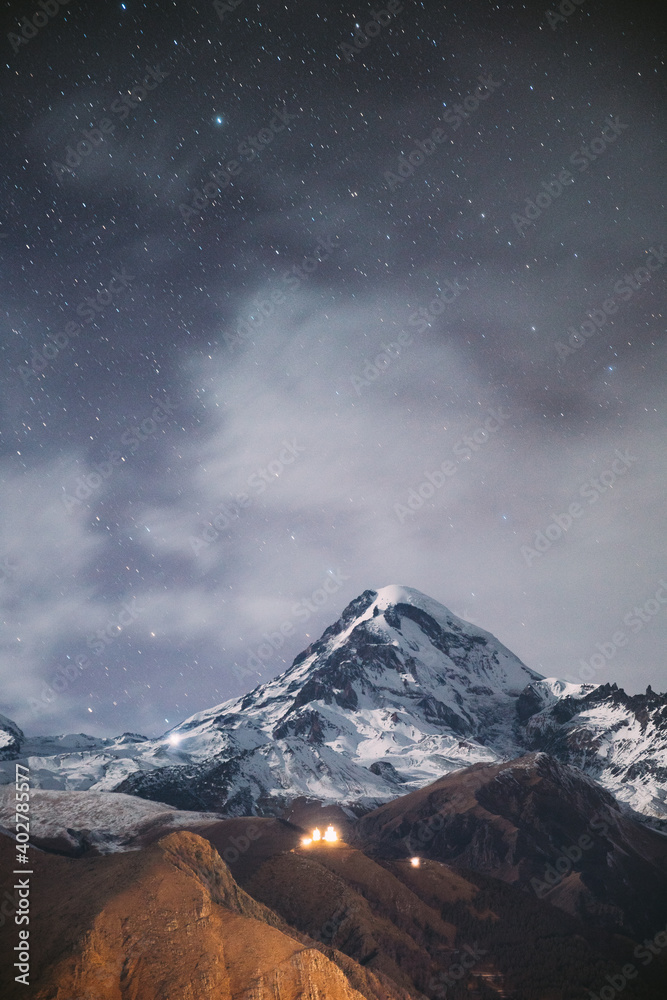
[0,831,413,1000]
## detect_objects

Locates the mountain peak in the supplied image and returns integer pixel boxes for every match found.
[315,583,543,698]
[372,583,455,614]
[101,584,546,811]
[338,584,473,633]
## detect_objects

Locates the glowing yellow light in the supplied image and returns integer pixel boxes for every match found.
[410,857,420,867]
[324,825,338,842]
[301,837,312,846]
[312,827,321,841]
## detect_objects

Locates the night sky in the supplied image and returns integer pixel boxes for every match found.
[1,0,665,738]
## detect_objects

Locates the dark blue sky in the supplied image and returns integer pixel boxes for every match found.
[1,0,665,737]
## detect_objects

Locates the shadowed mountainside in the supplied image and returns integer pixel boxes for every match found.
[355,753,667,941]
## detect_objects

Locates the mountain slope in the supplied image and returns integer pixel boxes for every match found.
[0,829,414,1000]
[355,752,667,941]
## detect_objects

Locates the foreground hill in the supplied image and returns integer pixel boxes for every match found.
[0,830,414,1000]
[2,790,666,1000]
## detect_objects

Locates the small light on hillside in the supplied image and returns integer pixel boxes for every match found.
[167,733,181,746]
[301,825,338,847]
[410,857,421,867]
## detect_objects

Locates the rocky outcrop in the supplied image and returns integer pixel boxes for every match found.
[0,831,412,1000]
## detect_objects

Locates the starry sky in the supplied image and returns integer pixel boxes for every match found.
[1,0,665,738]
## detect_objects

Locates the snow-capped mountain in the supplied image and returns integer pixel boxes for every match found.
[517,677,667,820]
[1,586,666,822]
[0,712,23,758]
